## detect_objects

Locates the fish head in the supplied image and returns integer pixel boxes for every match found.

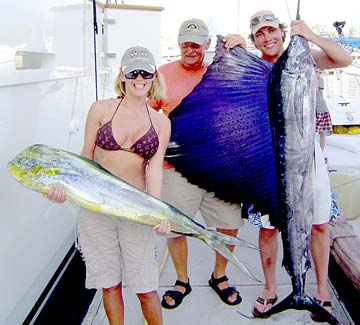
[7,144,62,193]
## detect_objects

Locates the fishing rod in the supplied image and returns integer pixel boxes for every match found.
[285,0,301,21]
[92,0,99,101]
[296,0,301,20]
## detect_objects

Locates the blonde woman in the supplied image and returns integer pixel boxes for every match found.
[47,46,171,325]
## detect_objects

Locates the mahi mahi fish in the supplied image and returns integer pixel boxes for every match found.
[7,143,258,281]
[165,35,339,323]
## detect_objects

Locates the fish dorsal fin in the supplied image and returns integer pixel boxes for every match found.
[166,35,279,218]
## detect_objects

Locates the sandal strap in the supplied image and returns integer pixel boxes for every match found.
[209,275,242,306]
[163,290,183,300]
[174,279,191,290]
[210,273,229,286]
[256,295,278,306]
[256,296,265,305]
[220,286,239,299]
[314,298,332,308]
[322,301,332,308]
[162,279,192,309]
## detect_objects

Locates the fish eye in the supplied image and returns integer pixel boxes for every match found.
[20,158,38,169]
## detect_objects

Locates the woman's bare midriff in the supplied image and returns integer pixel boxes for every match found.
[93,146,146,191]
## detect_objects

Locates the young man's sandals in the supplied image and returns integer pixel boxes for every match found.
[311,298,333,322]
[161,279,192,309]
[252,295,278,318]
[208,273,242,305]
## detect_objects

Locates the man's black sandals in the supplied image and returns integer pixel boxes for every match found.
[208,273,242,305]
[161,279,192,309]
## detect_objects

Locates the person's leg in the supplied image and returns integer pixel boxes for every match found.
[200,192,243,304]
[161,169,202,307]
[168,235,188,283]
[312,140,331,303]
[310,141,333,320]
[319,131,326,151]
[212,228,239,303]
[163,235,189,306]
[254,227,279,313]
[311,223,331,306]
[103,284,124,325]
[116,219,161,319]
[77,209,124,323]
[137,291,163,325]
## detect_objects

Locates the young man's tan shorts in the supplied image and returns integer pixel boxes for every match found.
[162,168,243,235]
[248,141,332,229]
[76,208,159,293]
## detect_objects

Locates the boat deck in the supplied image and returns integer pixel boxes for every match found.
[82,215,355,325]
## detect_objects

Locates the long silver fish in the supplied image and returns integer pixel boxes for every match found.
[7,143,259,281]
[262,35,340,324]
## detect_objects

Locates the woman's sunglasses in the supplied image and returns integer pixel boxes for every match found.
[124,70,154,80]
[250,13,276,28]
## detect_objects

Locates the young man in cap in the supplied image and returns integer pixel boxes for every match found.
[248,10,352,320]
[149,18,247,308]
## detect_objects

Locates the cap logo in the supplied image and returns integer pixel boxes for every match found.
[185,23,199,32]
[129,49,149,59]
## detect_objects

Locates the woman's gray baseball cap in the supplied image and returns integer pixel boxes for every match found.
[121,46,156,74]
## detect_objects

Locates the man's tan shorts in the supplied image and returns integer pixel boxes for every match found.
[162,168,243,233]
[76,208,159,293]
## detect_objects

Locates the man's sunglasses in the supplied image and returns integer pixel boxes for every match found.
[124,70,154,80]
[250,13,276,28]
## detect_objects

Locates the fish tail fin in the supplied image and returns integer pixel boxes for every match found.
[261,293,341,325]
[199,231,261,282]
[213,231,258,250]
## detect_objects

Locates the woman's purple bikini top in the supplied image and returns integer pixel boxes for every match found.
[95,99,159,162]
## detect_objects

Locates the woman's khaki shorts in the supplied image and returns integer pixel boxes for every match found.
[162,168,243,233]
[77,208,159,293]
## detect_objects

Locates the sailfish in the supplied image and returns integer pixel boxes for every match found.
[165,33,340,325]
